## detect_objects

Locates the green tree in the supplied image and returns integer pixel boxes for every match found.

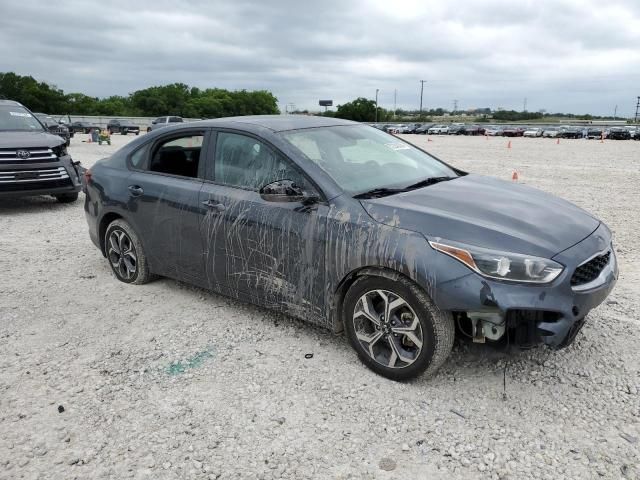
[334,97,391,122]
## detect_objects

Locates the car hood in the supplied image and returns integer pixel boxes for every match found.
[0,131,66,148]
[361,174,600,258]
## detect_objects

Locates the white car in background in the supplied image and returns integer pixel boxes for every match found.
[523,127,543,137]
[427,124,449,134]
[484,126,503,136]
[542,127,561,138]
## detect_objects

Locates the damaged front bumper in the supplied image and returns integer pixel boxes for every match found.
[429,223,618,348]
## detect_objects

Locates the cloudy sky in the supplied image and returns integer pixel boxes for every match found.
[1,0,639,116]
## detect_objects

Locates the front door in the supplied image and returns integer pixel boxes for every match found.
[199,130,328,319]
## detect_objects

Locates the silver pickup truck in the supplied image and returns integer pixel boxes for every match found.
[146,116,183,132]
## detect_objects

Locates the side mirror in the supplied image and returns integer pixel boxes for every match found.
[259,179,317,204]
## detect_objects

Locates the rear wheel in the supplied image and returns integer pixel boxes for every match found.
[104,219,154,284]
[343,274,454,381]
[54,192,79,203]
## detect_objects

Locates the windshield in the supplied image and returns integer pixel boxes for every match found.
[0,105,44,132]
[281,125,457,194]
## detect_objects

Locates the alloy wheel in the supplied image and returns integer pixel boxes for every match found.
[107,229,137,280]
[352,289,423,369]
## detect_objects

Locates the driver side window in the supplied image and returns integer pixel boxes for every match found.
[214,132,309,191]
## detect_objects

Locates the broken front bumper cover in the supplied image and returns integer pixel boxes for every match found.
[429,223,618,348]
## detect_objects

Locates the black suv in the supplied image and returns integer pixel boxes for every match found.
[0,100,82,202]
[34,113,73,146]
[107,119,140,135]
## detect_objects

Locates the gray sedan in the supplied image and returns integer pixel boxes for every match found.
[83,116,617,380]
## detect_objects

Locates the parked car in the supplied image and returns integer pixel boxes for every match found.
[383,124,403,134]
[463,125,485,136]
[107,120,140,135]
[84,115,617,381]
[484,126,503,136]
[415,124,434,134]
[428,125,449,134]
[523,127,543,137]
[68,121,99,134]
[0,100,82,202]
[447,125,466,135]
[34,113,72,146]
[586,128,603,139]
[542,127,561,138]
[558,127,582,139]
[502,126,525,137]
[606,127,631,140]
[147,116,184,133]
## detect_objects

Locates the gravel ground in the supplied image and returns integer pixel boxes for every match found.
[1,131,638,480]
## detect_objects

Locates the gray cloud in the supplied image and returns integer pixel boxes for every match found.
[1,0,639,115]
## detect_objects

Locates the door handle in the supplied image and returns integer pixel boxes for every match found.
[201,200,226,212]
[128,185,144,196]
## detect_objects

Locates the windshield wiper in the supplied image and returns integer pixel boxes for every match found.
[353,187,407,199]
[354,177,456,199]
[403,176,455,190]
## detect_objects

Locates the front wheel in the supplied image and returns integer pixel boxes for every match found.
[343,274,454,381]
[104,219,154,284]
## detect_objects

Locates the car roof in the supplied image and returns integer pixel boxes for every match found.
[0,99,23,107]
[188,115,358,132]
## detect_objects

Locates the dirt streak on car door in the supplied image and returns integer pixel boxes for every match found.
[199,183,328,321]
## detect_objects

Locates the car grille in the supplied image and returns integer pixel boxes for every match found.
[0,147,58,164]
[570,251,611,286]
[0,166,71,192]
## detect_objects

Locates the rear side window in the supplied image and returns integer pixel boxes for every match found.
[130,144,150,169]
[169,117,182,123]
[148,134,204,178]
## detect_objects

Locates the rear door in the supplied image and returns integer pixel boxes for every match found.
[125,128,211,286]
[198,130,328,317]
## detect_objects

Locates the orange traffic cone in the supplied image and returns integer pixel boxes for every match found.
[512,171,519,181]
[507,140,512,149]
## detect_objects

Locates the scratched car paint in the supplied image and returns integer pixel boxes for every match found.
[83,116,617,381]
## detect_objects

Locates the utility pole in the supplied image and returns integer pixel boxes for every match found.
[419,80,426,117]
[393,89,397,120]
[635,97,640,123]
[453,99,458,113]
[375,89,379,123]
[523,97,527,112]
[613,105,618,121]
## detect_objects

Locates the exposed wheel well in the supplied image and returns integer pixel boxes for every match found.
[98,212,123,256]
[332,266,416,334]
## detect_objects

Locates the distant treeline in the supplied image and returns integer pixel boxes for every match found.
[0,72,279,117]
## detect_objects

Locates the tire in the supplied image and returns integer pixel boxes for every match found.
[135,132,139,136]
[54,192,79,203]
[104,219,155,285]
[343,274,454,381]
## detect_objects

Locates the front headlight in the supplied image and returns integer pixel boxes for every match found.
[429,240,564,284]
[52,144,68,157]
